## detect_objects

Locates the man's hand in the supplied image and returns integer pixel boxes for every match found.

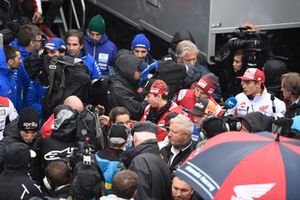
[99,115,110,126]
[241,23,259,32]
[32,11,42,24]
[94,105,105,115]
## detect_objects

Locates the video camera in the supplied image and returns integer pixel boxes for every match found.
[213,26,270,68]
[68,142,96,168]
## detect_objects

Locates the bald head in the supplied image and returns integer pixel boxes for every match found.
[63,96,84,112]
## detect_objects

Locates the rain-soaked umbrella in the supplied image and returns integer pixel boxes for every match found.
[176,131,300,200]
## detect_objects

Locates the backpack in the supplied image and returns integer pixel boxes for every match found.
[42,56,91,119]
[88,75,112,115]
[76,105,105,150]
[95,153,125,194]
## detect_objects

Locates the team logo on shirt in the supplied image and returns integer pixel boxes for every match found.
[240,102,247,108]
[0,110,5,116]
[259,105,269,112]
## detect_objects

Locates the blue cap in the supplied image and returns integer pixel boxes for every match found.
[45,37,66,50]
[131,33,150,51]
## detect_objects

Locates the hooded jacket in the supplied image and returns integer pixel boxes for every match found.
[121,140,172,200]
[0,118,43,183]
[84,33,118,75]
[40,105,79,167]
[0,142,43,200]
[108,49,146,120]
[241,112,273,132]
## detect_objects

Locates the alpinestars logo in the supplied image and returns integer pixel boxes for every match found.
[231,183,275,200]
[44,147,75,160]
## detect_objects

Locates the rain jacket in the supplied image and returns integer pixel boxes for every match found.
[0,61,18,108]
[40,105,79,167]
[0,118,43,184]
[26,79,47,117]
[108,49,146,120]
[0,143,43,200]
[122,140,172,200]
[84,33,117,75]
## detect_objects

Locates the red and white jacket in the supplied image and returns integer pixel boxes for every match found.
[0,96,18,140]
[225,88,286,118]
[176,89,223,118]
[141,102,183,141]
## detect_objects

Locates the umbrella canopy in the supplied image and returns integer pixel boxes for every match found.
[176,131,300,200]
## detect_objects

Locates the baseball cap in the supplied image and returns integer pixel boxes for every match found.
[108,123,129,145]
[132,121,158,135]
[45,37,66,50]
[148,79,169,95]
[236,68,265,83]
[196,73,219,95]
[189,98,217,117]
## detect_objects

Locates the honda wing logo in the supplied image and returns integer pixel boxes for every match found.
[231,183,275,200]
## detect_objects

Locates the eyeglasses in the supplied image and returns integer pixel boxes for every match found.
[33,38,43,43]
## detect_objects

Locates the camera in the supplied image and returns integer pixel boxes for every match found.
[213,26,270,68]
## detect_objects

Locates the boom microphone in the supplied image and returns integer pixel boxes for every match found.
[224,97,238,109]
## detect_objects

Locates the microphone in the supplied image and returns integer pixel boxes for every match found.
[0,33,6,67]
[271,94,276,114]
[224,97,238,109]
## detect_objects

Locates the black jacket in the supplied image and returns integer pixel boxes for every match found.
[160,140,197,173]
[108,49,146,120]
[285,100,300,118]
[0,160,43,200]
[126,140,172,200]
[120,139,160,168]
[41,105,79,168]
[0,118,43,184]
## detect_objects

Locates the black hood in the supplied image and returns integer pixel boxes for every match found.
[170,30,195,51]
[4,142,32,173]
[114,49,143,86]
[51,105,79,141]
[241,112,273,133]
[264,59,288,87]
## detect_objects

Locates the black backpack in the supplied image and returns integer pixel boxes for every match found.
[42,56,91,119]
[88,75,112,115]
[76,105,105,150]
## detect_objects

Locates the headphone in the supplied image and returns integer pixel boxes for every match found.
[222,115,242,132]
[201,116,242,139]
[43,160,71,191]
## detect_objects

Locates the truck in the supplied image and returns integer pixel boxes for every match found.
[85,0,300,67]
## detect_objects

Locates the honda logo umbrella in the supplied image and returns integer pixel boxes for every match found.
[175,131,300,200]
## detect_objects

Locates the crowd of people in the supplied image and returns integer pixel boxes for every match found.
[0,2,300,199]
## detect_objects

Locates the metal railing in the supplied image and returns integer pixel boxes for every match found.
[69,0,86,30]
